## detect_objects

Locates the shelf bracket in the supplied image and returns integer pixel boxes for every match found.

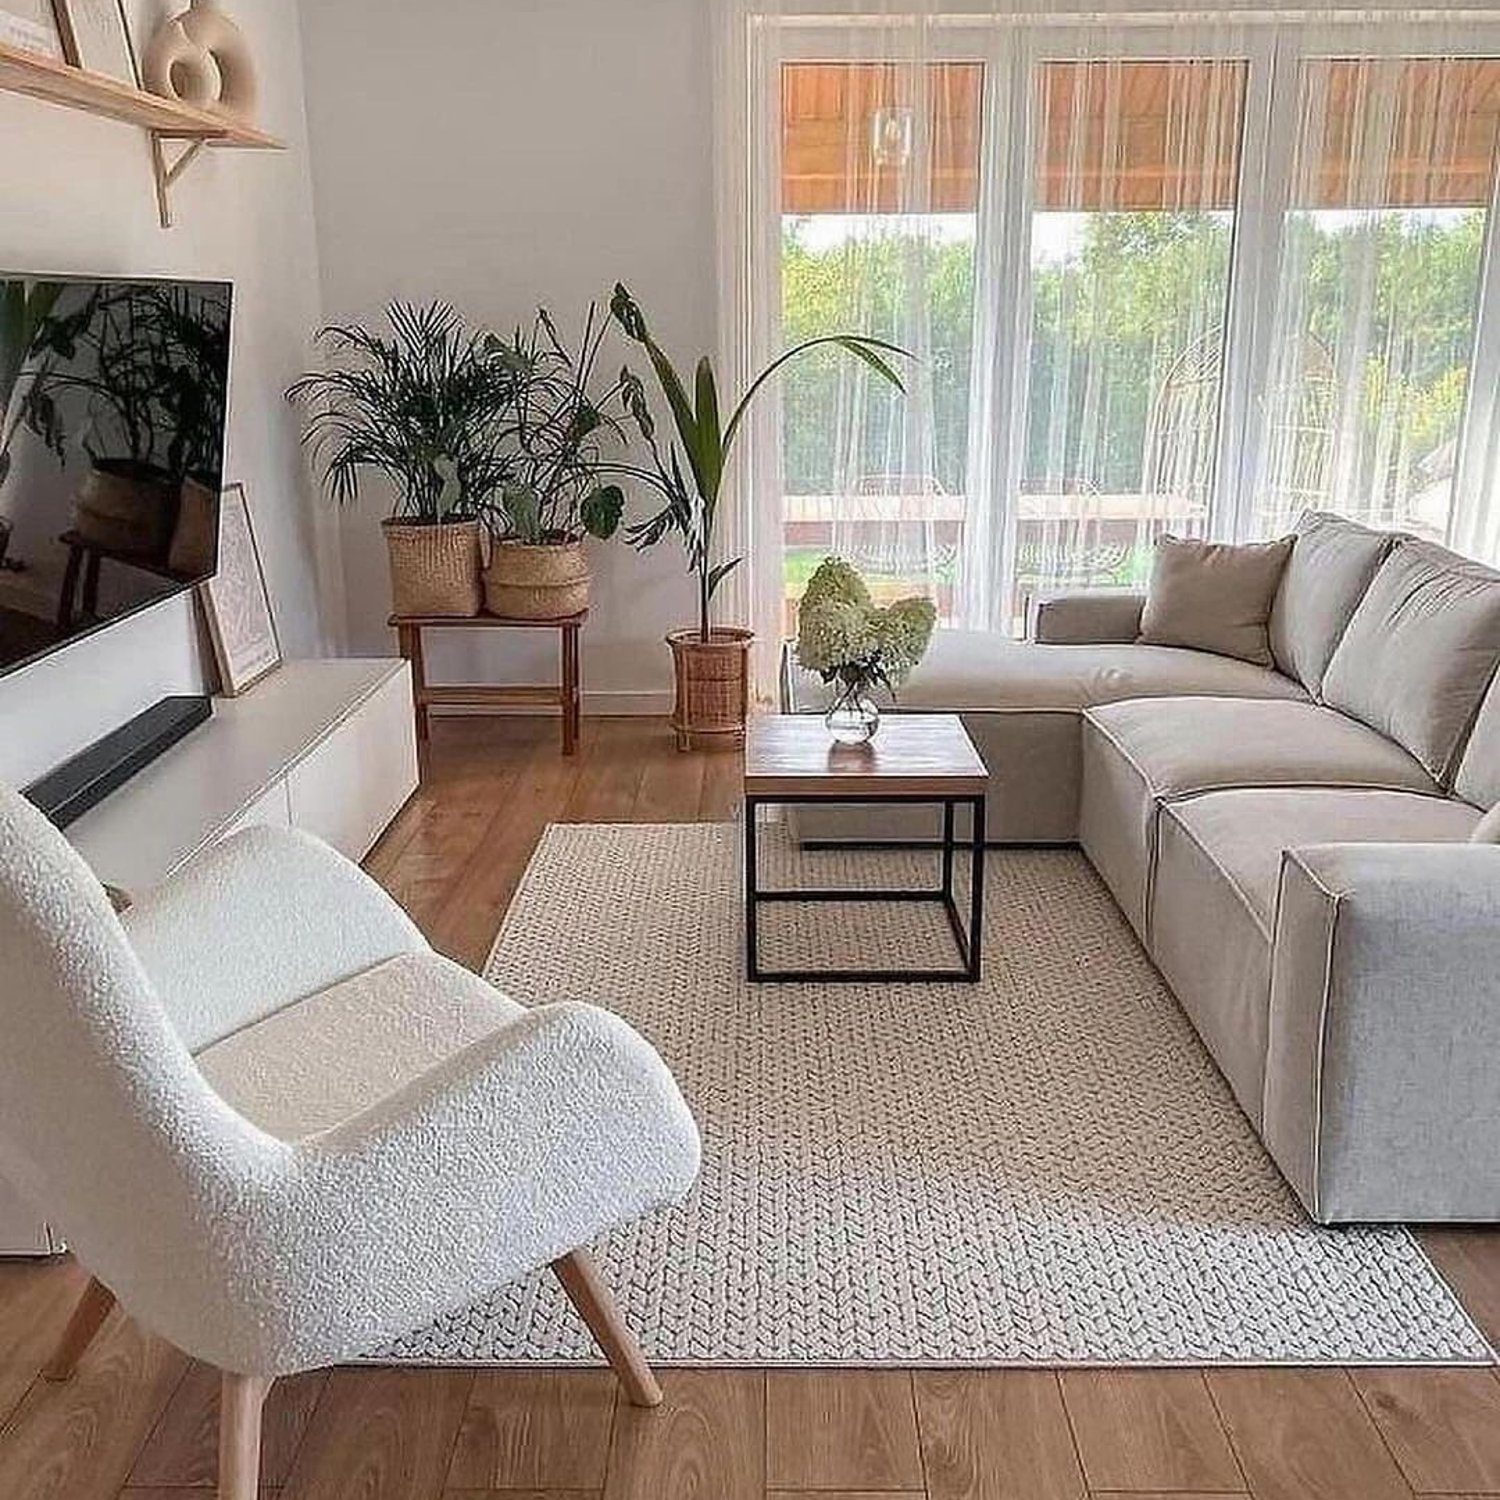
[149,133,209,230]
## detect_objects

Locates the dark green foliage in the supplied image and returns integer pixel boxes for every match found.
[289,299,632,541]
[15,281,230,486]
[780,208,1484,508]
[477,303,634,543]
[288,300,516,523]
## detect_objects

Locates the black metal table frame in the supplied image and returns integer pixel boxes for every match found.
[744,792,987,984]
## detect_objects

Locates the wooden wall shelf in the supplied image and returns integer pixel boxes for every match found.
[0,40,285,226]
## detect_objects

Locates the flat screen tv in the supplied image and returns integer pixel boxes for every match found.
[0,275,232,680]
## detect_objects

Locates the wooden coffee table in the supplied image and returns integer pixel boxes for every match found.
[742,713,990,984]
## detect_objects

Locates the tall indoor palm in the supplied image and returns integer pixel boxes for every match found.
[610,283,909,644]
[607,283,909,749]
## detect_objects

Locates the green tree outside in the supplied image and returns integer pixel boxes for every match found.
[781,207,1484,513]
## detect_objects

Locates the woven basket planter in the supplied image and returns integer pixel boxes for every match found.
[667,627,754,751]
[382,518,482,618]
[483,538,591,620]
[76,460,180,560]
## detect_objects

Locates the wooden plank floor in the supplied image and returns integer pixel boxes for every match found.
[2,715,1498,1500]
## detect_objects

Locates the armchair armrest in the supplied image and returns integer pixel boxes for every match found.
[123,825,427,1052]
[1028,590,1145,644]
[1263,842,1500,1223]
[203,1002,701,1375]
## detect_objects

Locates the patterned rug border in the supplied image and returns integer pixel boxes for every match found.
[378,822,1496,1369]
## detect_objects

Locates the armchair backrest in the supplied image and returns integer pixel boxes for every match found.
[0,783,268,1295]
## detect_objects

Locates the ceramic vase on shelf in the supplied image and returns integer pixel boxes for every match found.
[143,0,259,122]
[825,675,881,745]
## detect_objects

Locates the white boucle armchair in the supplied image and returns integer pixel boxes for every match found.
[0,784,701,1500]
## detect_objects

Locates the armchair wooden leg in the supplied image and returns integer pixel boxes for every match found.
[43,1276,115,1382]
[219,1371,274,1500]
[552,1249,662,1408]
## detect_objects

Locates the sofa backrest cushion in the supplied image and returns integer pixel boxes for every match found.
[1269,510,1394,695]
[1138,534,1294,667]
[1454,671,1500,809]
[1322,538,1500,784]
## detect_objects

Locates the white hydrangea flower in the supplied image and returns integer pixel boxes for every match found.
[794,556,936,692]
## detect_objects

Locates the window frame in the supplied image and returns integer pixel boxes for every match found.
[751,12,1500,629]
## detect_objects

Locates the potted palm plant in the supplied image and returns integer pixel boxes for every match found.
[19,282,230,565]
[477,305,628,619]
[288,300,515,618]
[608,283,909,750]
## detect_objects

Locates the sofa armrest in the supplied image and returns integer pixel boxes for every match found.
[1264,842,1500,1222]
[1028,590,1145,644]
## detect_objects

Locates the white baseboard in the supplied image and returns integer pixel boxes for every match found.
[430,689,673,718]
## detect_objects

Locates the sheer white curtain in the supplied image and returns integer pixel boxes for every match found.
[718,0,972,684]
[1001,40,1255,624]
[1252,50,1499,547]
[715,0,1500,685]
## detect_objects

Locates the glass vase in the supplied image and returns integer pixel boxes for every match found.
[825,679,881,745]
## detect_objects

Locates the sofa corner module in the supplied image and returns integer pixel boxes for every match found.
[1029,590,1147,645]
[1263,841,1500,1224]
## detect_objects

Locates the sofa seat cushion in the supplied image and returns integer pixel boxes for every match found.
[1150,787,1480,1124]
[1079,698,1440,939]
[1163,787,1481,935]
[1269,510,1394,696]
[1322,538,1500,783]
[784,631,1309,715]
[196,951,524,1140]
[782,633,1307,844]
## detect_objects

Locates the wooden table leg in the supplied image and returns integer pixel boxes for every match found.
[81,550,102,621]
[57,544,84,631]
[397,623,429,745]
[561,621,580,756]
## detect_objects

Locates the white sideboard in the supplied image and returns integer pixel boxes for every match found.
[0,656,420,1255]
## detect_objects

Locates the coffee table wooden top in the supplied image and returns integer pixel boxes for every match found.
[744,713,989,798]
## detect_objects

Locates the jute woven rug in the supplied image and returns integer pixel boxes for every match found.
[380,822,1493,1366]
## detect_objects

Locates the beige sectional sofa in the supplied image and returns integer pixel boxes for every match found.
[783,514,1500,1225]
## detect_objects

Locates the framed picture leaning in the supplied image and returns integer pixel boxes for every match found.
[200,481,282,697]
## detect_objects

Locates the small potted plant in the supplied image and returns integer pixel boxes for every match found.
[478,305,628,619]
[795,556,936,743]
[288,300,513,618]
[609,283,909,750]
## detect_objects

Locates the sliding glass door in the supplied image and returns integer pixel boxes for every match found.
[1017,57,1246,603]
[1253,56,1500,541]
[779,58,984,632]
[752,17,1500,647]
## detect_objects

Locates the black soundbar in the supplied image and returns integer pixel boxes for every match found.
[23,694,213,829]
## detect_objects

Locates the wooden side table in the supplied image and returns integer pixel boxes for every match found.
[391,612,585,756]
[742,713,990,983]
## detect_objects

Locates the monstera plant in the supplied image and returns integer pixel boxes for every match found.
[475,304,631,620]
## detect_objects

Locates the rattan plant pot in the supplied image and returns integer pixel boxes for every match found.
[483,538,591,620]
[76,460,180,560]
[382,517,482,618]
[667,626,754,751]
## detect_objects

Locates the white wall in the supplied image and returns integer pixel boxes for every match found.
[0,0,331,786]
[299,0,716,710]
